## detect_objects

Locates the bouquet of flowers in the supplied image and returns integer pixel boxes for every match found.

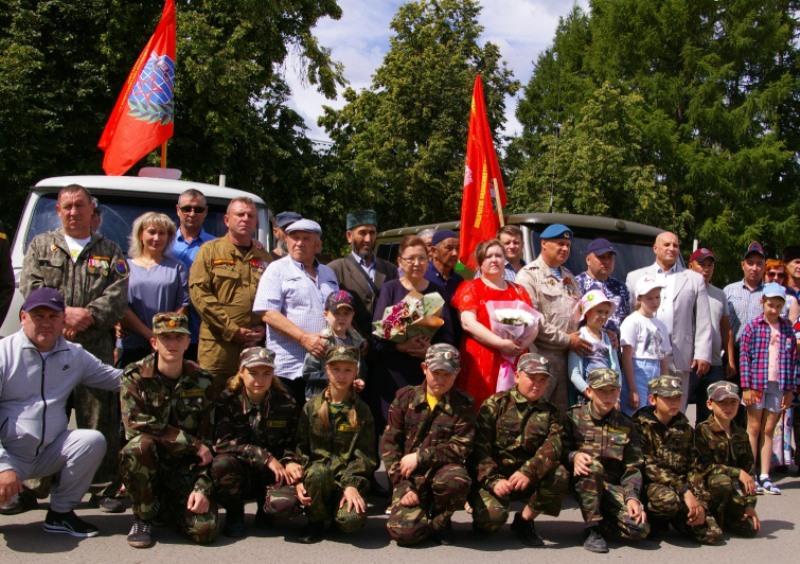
[373,291,445,343]
[486,300,541,392]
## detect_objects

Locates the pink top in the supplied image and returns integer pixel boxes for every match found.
[768,321,780,383]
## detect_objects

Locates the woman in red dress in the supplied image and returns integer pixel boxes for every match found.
[452,239,536,410]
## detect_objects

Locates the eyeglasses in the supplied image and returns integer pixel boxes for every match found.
[179,205,206,214]
[400,256,427,264]
[766,271,786,279]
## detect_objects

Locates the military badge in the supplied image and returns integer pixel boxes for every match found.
[115,258,129,277]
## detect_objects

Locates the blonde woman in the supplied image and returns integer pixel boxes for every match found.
[118,212,189,367]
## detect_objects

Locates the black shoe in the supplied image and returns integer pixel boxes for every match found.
[127,517,153,548]
[254,509,274,530]
[583,526,609,553]
[510,512,544,547]
[432,515,455,545]
[90,493,126,514]
[0,489,39,515]
[297,521,325,544]
[42,509,100,538]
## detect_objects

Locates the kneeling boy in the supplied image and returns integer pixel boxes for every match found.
[633,375,722,544]
[470,353,567,547]
[695,381,759,537]
[381,344,475,546]
[562,368,649,553]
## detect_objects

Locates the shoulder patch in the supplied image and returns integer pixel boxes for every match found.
[115,258,129,277]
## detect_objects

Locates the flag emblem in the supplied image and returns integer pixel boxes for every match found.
[128,53,175,125]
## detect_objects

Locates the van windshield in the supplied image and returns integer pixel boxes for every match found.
[25,193,231,256]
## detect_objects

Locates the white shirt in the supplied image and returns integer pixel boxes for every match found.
[620,311,672,360]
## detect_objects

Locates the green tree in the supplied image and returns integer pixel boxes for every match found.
[511,0,800,283]
[0,0,343,233]
[319,0,518,231]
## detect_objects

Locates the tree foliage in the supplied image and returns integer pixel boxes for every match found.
[319,0,519,232]
[0,0,343,233]
[511,0,800,283]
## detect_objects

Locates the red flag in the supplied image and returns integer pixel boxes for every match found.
[98,0,176,176]
[459,75,507,270]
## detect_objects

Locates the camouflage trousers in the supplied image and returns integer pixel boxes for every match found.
[282,462,368,532]
[470,465,569,533]
[571,459,650,539]
[645,483,722,544]
[706,474,758,538]
[120,435,219,544]
[387,464,471,545]
[211,453,300,521]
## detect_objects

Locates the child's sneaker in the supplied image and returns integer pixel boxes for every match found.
[760,477,782,495]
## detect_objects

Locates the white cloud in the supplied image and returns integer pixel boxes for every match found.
[285,0,589,141]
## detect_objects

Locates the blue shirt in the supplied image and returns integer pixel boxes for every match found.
[171,227,215,343]
[350,250,376,283]
[253,256,338,380]
[575,272,631,335]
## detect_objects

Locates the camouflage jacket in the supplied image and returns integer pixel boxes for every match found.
[695,415,754,482]
[562,403,644,501]
[633,406,708,503]
[20,229,128,361]
[213,386,298,468]
[472,388,562,491]
[292,392,377,492]
[121,355,215,494]
[380,383,475,497]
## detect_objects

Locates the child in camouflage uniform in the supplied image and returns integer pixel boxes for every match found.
[633,375,722,544]
[119,313,218,548]
[695,381,760,537]
[381,343,475,546]
[562,368,649,553]
[211,346,300,538]
[470,353,567,547]
[287,345,377,544]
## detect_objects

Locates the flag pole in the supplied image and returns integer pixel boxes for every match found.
[161,142,167,168]
[492,178,505,227]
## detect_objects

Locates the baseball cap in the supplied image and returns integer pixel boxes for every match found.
[239,346,276,369]
[744,241,765,259]
[325,290,355,312]
[285,218,322,235]
[587,368,620,389]
[577,290,617,322]
[273,211,301,230]
[517,353,551,377]
[586,238,615,256]
[540,224,573,240]
[763,282,787,300]
[326,344,359,364]
[648,375,683,397]
[707,381,739,402]
[635,276,666,297]
[152,313,191,335]
[689,248,715,263]
[22,288,65,312]
[425,343,460,373]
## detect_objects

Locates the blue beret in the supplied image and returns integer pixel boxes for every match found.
[540,224,573,240]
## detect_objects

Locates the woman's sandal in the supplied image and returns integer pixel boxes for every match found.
[761,478,781,495]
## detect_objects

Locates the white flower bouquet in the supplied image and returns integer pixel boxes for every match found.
[486,300,541,392]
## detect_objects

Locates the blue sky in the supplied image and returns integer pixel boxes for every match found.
[285,0,588,142]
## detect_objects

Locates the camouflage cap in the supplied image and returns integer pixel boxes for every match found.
[707,381,740,402]
[152,313,190,335]
[239,346,275,369]
[648,375,683,397]
[587,368,621,389]
[326,344,359,364]
[425,343,460,373]
[516,353,551,377]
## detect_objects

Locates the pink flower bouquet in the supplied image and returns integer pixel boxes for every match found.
[373,291,445,343]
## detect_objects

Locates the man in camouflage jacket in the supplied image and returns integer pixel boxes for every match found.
[634,375,722,544]
[120,314,218,547]
[381,344,475,546]
[470,353,567,547]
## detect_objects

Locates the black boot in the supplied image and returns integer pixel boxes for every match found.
[297,520,325,544]
[222,502,246,538]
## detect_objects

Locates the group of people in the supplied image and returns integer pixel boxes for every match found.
[0,183,798,553]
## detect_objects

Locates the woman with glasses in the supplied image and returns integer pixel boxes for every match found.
[763,258,800,322]
[368,235,454,431]
[118,212,189,367]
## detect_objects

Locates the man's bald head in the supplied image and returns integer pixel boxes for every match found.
[653,231,680,269]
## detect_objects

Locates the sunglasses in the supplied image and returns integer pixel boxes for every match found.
[766,271,786,279]
[179,205,207,213]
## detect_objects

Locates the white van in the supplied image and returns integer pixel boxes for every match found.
[0,174,271,336]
